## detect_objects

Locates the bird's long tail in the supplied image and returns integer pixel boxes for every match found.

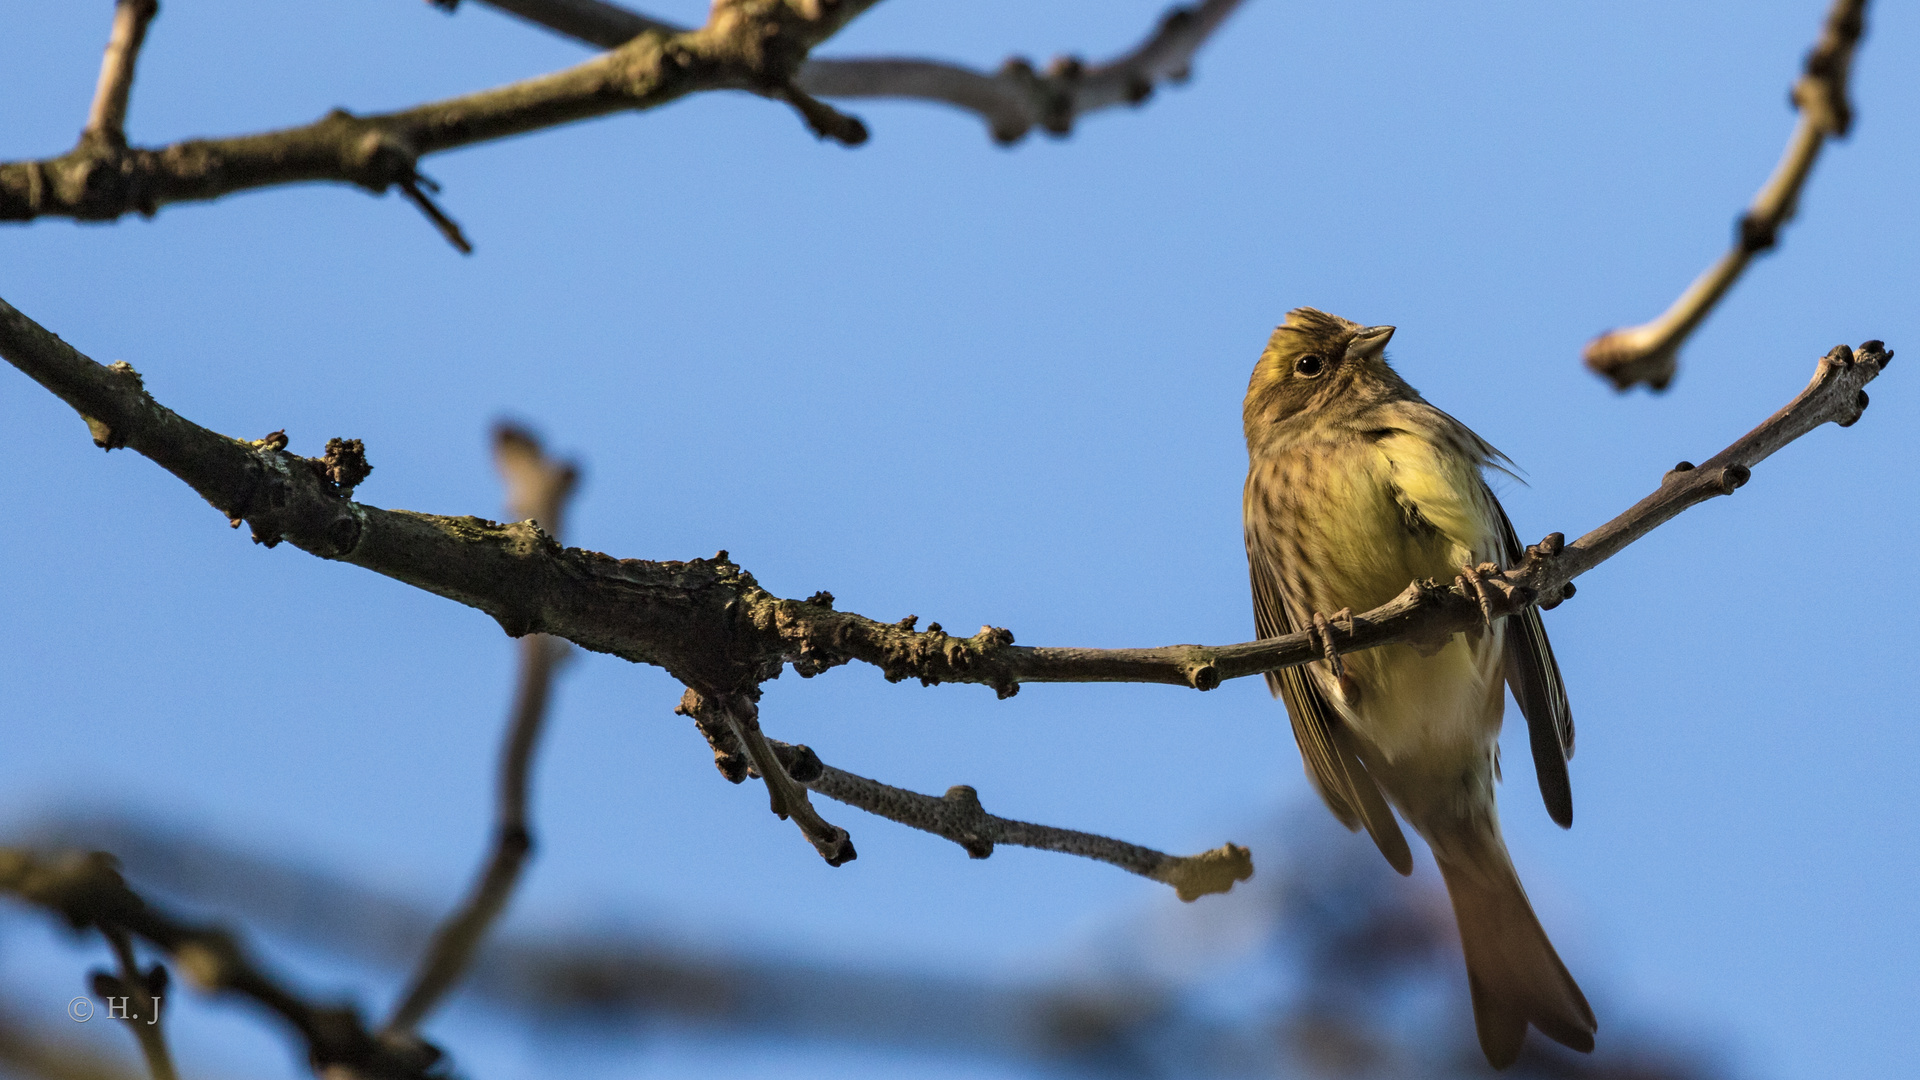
[1432,831,1596,1068]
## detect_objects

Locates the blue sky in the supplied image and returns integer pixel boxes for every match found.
[2,2,1916,1077]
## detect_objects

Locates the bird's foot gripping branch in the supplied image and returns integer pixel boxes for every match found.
[0,294,1890,897]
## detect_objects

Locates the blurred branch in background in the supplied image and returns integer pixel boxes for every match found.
[449,0,1247,144]
[384,426,580,1037]
[16,810,1717,1080]
[92,928,174,1080]
[0,848,445,1080]
[1584,0,1868,391]
[0,995,152,1080]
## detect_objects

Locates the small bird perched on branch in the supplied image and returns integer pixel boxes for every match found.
[1242,308,1593,1067]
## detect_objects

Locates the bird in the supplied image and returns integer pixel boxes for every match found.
[1241,307,1594,1068]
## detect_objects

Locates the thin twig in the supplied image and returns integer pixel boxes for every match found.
[82,0,160,150]
[457,0,1244,144]
[0,293,1891,706]
[0,848,445,1080]
[679,690,856,865]
[96,929,175,1080]
[776,83,870,145]
[1584,0,1868,391]
[382,426,579,1036]
[801,756,1251,902]
[397,175,474,255]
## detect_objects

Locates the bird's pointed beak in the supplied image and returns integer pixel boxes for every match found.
[1345,325,1396,363]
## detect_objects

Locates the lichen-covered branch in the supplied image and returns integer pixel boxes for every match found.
[382,426,579,1037]
[0,848,444,1080]
[0,0,878,227]
[1584,0,1868,391]
[457,0,1244,144]
[0,292,1890,706]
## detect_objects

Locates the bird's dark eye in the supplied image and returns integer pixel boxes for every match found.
[1294,353,1326,378]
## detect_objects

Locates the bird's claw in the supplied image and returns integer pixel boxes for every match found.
[1310,610,1364,707]
[1456,563,1501,627]
[1310,610,1345,678]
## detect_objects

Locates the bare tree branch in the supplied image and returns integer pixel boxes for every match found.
[382,426,579,1036]
[0,849,445,1080]
[452,0,1246,144]
[0,0,882,228]
[0,291,1890,707]
[81,0,161,151]
[0,292,1891,893]
[6,0,1239,233]
[1584,0,1868,391]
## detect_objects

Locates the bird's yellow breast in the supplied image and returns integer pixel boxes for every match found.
[1273,432,1496,616]
[1247,430,1507,771]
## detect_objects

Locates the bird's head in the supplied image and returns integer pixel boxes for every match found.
[1243,307,1409,446]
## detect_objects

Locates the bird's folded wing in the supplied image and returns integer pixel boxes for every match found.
[1492,493,1576,828]
[1250,548,1413,874]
